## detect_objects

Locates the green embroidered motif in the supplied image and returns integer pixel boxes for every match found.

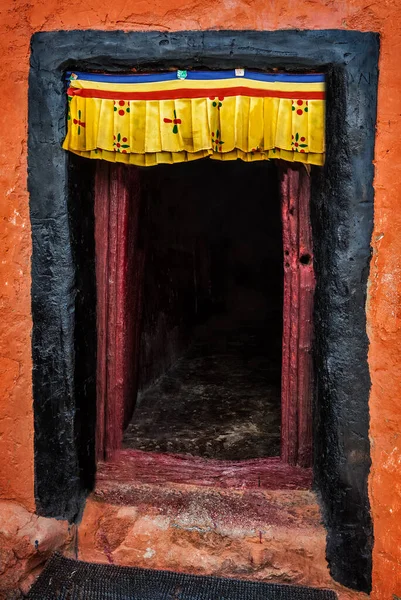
[73,109,85,135]
[210,96,224,110]
[113,133,130,153]
[292,100,309,114]
[67,96,72,121]
[291,133,308,153]
[212,130,224,152]
[114,101,130,116]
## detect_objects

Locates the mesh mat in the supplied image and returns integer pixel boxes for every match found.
[27,553,337,600]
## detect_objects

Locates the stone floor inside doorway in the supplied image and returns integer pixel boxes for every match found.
[123,326,281,460]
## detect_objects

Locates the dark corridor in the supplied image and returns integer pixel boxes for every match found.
[123,159,284,460]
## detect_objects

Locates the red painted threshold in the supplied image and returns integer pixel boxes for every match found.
[96,450,312,495]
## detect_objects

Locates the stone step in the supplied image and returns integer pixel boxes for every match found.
[79,483,328,587]
[77,454,367,600]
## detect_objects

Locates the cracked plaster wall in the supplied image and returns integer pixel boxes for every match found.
[0,0,400,598]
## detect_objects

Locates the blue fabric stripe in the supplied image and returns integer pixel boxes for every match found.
[66,70,325,84]
[244,72,325,83]
[66,71,178,83]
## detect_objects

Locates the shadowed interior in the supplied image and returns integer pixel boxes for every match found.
[122,160,283,460]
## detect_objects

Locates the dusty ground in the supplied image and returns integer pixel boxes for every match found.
[124,328,281,459]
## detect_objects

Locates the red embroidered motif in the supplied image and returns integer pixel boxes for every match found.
[212,130,224,152]
[291,133,308,153]
[164,110,181,134]
[113,133,130,153]
[73,110,85,135]
[292,100,309,115]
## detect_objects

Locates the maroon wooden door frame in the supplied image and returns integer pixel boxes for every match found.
[95,161,314,469]
[95,162,145,460]
[280,164,315,467]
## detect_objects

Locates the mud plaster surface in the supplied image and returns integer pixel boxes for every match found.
[124,328,281,459]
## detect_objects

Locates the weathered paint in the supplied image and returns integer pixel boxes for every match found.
[0,2,400,600]
[280,164,314,468]
[97,450,313,491]
[76,483,369,600]
[95,162,144,460]
[79,485,337,589]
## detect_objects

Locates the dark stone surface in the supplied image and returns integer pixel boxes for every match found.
[124,328,281,459]
[28,29,378,591]
[68,154,97,501]
[310,59,377,591]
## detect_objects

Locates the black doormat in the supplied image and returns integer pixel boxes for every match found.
[27,553,337,600]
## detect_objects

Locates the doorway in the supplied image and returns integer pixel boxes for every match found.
[95,158,313,467]
[125,160,283,460]
[28,30,377,591]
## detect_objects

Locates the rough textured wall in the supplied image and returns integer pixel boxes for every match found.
[0,0,400,598]
[0,502,73,599]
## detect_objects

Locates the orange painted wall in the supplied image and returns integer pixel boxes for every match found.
[0,0,400,597]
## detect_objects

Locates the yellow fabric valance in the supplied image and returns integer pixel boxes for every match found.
[62,70,325,167]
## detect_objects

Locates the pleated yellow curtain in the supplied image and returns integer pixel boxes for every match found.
[62,70,325,167]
